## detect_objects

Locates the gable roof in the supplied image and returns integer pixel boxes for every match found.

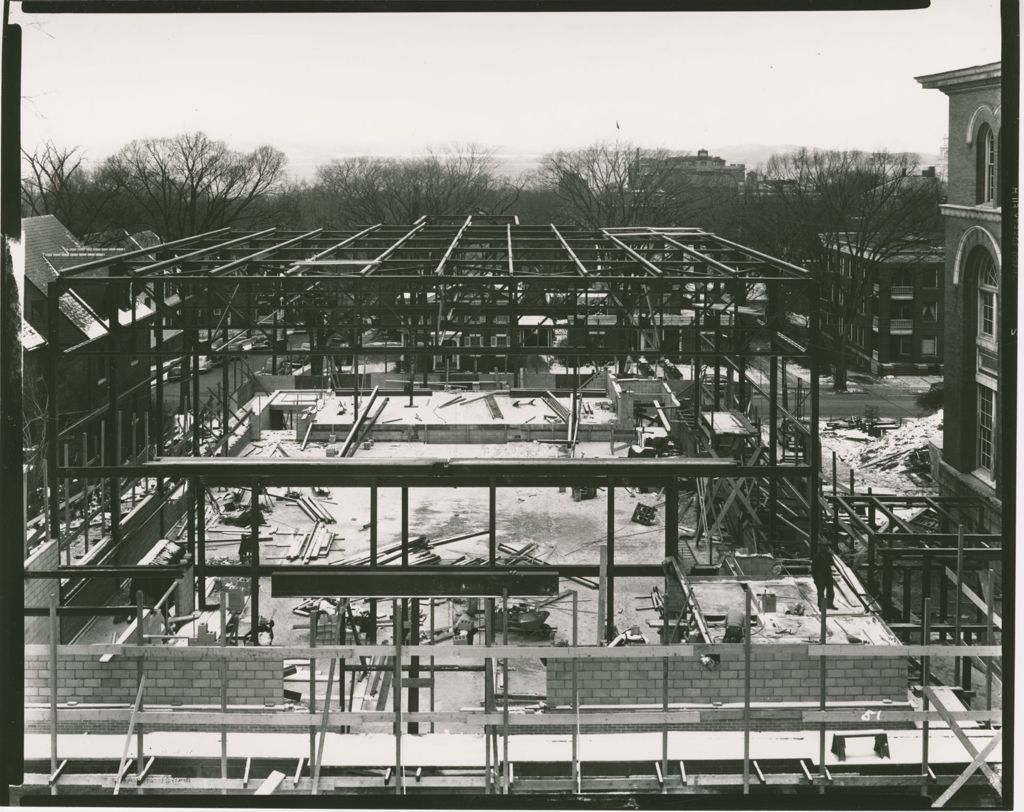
[21,215,80,294]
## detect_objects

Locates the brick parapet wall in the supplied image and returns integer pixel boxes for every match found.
[546,649,907,708]
[24,652,282,708]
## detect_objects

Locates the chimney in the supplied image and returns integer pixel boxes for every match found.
[697,148,709,157]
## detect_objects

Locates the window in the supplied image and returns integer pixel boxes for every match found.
[921,303,938,322]
[977,253,998,340]
[465,334,483,348]
[921,337,937,357]
[977,385,995,473]
[493,334,509,348]
[897,335,912,356]
[977,124,998,204]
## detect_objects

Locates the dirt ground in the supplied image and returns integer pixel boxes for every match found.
[177,431,674,728]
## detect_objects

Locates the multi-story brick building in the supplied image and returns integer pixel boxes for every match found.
[916,62,1002,526]
[825,236,945,375]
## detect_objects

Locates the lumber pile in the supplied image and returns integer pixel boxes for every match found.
[285,520,338,562]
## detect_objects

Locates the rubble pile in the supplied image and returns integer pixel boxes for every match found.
[856,411,943,472]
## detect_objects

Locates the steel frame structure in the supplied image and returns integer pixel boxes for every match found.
[22,217,836,799]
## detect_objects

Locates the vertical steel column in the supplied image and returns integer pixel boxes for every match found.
[135,589,145,779]
[743,589,751,794]
[921,597,931,798]
[409,597,419,735]
[48,592,59,795]
[196,478,206,610]
[818,602,827,795]
[191,335,201,455]
[606,478,615,642]
[81,433,89,553]
[250,479,260,634]
[808,278,821,555]
[369,482,377,642]
[664,476,679,559]
[46,285,61,537]
[219,597,228,794]
[155,281,165,457]
[488,480,497,565]
[107,286,121,547]
[768,288,779,548]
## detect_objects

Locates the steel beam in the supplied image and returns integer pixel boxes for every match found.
[271,569,559,597]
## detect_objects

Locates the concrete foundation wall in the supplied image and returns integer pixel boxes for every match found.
[24,652,282,708]
[546,650,907,707]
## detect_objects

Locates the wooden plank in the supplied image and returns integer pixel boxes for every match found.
[254,770,286,795]
[112,675,147,795]
[48,760,68,786]
[924,688,1002,795]
[803,710,1000,724]
[933,730,1003,808]
[242,757,251,788]
[135,756,156,785]
[944,567,1001,629]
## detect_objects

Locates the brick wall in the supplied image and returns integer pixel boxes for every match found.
[946,85,1001,207]
[24,651,282,707]
[546,648,907,710]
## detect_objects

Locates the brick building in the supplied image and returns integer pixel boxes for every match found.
[825,236,944,375]
[916,62,1002,527]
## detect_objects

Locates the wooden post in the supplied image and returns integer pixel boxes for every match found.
[819,601,827,795]
[48,592,59,796]
[661,607,669,794]
[606,479,615,641]
[571,590,579,793]
[596,545,608,645]
[848,468,854,495]
[309,610,318,768]
[831,451,837,495]
[985,569,995,711]
[953,526,964,690]
[921,597,931,798]
[220,597,228,794]
[743,589,751,794]
[393,600,404,795]
[135,590,145,779]
[369,482,377,645]
[501,587,510,794]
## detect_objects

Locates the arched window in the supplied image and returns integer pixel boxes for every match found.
[976,123,997,204]
[976,250,998,341]
[963,245,999,478]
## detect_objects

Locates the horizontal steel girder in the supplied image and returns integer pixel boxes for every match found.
[60,457,814,487]
[271,567,560,597]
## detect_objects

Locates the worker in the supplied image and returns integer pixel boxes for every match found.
[812,543,838,611]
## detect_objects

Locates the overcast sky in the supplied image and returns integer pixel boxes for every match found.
[13,0,1002,179]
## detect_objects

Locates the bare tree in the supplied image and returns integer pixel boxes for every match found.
[749,149,944,391]
[536,141,728,229]
[314,144,521,225]
[21,142,117,237]
[99,132,288,239]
